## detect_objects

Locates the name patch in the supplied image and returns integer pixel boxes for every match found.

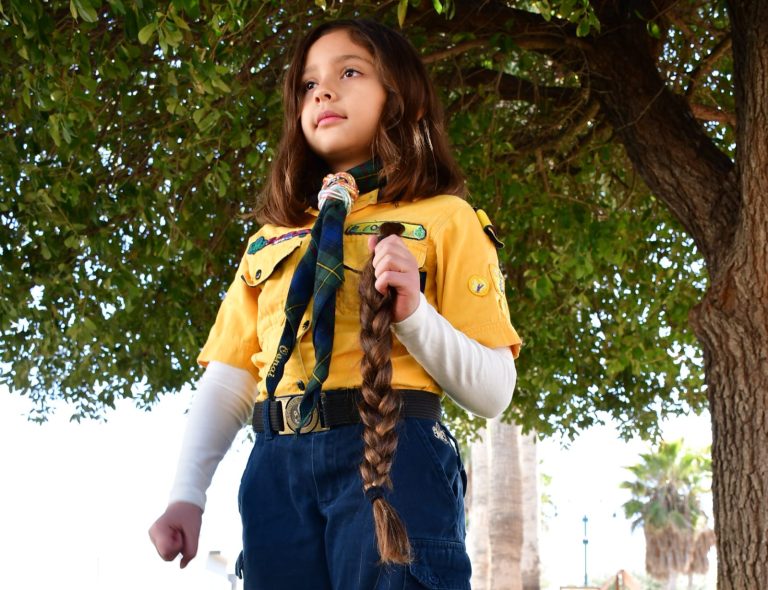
[345,221,426,241]
[247,229,311,255]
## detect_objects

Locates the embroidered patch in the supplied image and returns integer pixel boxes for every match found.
[432,422,450,446]
[490,265,506,296]
[468,275,490,297]
[247,229,311,255]
[345,221,426,240]
[491,265,510,315]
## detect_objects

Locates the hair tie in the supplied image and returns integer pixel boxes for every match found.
[365,486,386,503]
[318,172,359,214]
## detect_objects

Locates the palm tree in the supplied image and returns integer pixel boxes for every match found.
[621,440,713,590]
[467,417,533,590]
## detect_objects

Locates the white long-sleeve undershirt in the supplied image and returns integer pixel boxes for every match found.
[392,292,516,419]
[168,361,257,509]
[168,296,516,509]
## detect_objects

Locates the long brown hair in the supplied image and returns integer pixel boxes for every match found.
[254,19,465,226]
[358,222,410,564]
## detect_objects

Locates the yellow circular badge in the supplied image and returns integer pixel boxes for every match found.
[468,275,490,297]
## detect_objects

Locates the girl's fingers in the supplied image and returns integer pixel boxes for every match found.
[149,522,183,561]
[370,234,420,321]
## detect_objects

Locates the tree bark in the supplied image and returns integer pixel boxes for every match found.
[688,3,768,587]
[488,418,524,590]
[520,432,541,590]
[468,426,491,590]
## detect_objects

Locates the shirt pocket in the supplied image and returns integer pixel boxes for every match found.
[242,237,306,335]
[337,235,428,314]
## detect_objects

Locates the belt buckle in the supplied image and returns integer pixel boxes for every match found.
[278,395,329,435]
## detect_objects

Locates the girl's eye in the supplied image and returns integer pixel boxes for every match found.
[303,80,316,92]
[342,68,360,78]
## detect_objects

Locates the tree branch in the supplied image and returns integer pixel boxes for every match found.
[460,68,582,107]
[689,103,736,127]
[422,39,487,64]
[583,7,737,272]
[411,0,579,49]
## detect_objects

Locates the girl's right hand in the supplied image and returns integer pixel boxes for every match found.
[148,501,203,568]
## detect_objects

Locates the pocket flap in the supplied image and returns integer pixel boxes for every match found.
[408,538,471,589]
[241,236,305,287]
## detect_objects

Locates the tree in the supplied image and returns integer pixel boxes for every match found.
[467,418,526,590]
[1,0,766,584]
[621,440,713,590]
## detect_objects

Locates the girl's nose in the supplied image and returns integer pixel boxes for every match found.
[313,83,336,102]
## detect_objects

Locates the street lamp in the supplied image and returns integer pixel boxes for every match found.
[582,515,589,586]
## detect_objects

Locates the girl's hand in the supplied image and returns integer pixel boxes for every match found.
[148,501,203,568]
[368,234,420,322]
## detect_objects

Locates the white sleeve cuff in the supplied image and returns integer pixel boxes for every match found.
[167,361,258,509]
[392,293,516,418]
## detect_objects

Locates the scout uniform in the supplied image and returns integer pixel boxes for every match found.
[198,189,521,589]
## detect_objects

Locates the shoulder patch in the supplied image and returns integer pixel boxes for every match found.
[473,207,505,249]
[345,221,426,240]
[247,229,311,255]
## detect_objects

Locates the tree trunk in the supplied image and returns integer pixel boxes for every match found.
[487,417,523,590]
[666,572,678,590]
[688,2,768,588]
[468,426,491,590]
[687,572,693,590]
[520,431,540,590]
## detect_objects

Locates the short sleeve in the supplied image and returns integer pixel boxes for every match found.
[434,200,522,357]
[197,252,261,378]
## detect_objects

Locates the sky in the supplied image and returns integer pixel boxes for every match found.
[0,386,715,590]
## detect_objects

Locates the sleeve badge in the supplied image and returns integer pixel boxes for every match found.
[468,274,490,297]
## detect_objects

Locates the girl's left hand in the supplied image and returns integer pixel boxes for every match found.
[368,234,420,323]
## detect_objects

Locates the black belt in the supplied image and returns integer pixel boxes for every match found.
[252,388,442,435]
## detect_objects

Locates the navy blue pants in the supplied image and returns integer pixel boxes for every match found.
[237,418,471,589]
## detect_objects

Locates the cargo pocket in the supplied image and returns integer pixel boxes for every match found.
[406,538,472,590]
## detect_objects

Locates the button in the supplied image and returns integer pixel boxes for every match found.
[296,381,305,391]
[302,320,310,330]
[255,269,262,279]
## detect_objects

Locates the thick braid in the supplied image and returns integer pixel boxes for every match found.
[358,221,411,565]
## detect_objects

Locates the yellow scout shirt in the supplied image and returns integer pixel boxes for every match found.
[198,190,521,401]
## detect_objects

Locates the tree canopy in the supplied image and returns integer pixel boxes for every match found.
[0,0,723,436]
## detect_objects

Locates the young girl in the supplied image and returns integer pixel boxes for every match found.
[149,19,521,590]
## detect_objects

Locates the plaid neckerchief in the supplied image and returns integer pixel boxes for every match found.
[265,160,382,430]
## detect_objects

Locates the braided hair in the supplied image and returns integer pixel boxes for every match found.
[357,222,411,564]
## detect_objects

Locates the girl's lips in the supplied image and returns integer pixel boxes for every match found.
[317,112,345,126]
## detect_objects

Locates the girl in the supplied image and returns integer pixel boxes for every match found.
[149,19,521,590]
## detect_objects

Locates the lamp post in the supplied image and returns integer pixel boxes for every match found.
[582,515,589,586]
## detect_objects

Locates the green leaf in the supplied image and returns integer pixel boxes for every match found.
[432,0,443,15]
[170,12,191,31]
[397,0,408,27]
[138,22,157,44]
[211,77,231,93]
[73,0,99,23]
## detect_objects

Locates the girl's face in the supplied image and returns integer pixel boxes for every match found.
[300,29,387,173]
